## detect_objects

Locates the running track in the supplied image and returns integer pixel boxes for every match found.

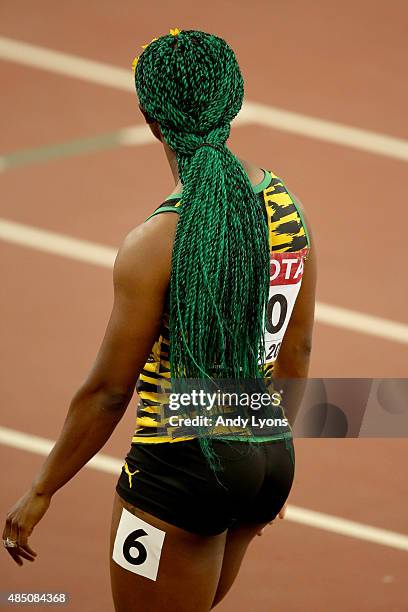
[1,2,407,610]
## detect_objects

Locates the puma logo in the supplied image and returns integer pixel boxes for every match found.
[123,462,140,488]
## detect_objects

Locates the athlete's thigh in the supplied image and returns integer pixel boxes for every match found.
[110,492,227,612]
[211,521,268,609]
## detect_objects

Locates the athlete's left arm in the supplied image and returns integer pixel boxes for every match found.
[273,194,317,426]
[2,214,174,565]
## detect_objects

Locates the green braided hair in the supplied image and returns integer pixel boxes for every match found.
[135,30,270,461]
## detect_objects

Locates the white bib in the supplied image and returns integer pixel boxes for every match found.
[261,248,308,365]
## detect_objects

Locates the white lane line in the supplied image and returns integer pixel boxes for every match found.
[117,125,155,146]
[1,425,407,552]
[316,302,408,345]
[0,115,254,172]
[0,218,116,268]
[0,426,122,475]
[0,36,133,92]
[244,102,408,162]
[285,505,408,552]
[1,218,408,344]
[1,36,407,161]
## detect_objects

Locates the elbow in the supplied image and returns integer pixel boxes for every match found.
[100,389,134,412]
[73,384,134,413]
[299,338,313,357]
[285,337,313,360]
[276,337,313,376]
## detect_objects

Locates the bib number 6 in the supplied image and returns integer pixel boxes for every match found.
[123,529,148,565]
[113,508,165,580]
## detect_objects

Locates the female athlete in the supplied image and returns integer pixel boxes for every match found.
[3,29,316,611]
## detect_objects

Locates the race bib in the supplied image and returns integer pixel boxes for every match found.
[112,508,166,581]
[261,248,308,365]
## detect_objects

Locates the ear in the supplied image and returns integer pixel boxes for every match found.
[139,105,162,142]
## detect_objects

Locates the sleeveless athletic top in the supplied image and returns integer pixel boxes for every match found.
[131,168,311,444]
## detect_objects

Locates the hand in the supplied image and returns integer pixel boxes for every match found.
[257,502,287,536]
[3,488,51,566]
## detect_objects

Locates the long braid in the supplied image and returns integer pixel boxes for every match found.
[135,30,270,463]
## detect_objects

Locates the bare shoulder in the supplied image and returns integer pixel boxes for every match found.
[114,213,178,292]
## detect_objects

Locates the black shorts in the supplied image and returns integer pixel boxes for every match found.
[116,437,295,536]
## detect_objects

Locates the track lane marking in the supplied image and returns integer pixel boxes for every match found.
[243,101,408,161]
[0,129,153,171]
[0,218,116,267]
[285,505,408,552]
[0,119,251,171]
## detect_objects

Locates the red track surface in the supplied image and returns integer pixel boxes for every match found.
[1,1,407,610]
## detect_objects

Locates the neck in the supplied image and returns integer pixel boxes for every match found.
[163,141,181,187]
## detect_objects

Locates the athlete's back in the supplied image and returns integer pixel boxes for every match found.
[128,159,313,444]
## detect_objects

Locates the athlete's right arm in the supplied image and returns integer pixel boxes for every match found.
[33,215,176,494]
[273,199,317,426]
[2,213,177,565]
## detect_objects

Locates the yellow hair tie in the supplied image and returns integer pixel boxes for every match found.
[131,56,139,73]
[141,37,158,50]
[131,28,182,74]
